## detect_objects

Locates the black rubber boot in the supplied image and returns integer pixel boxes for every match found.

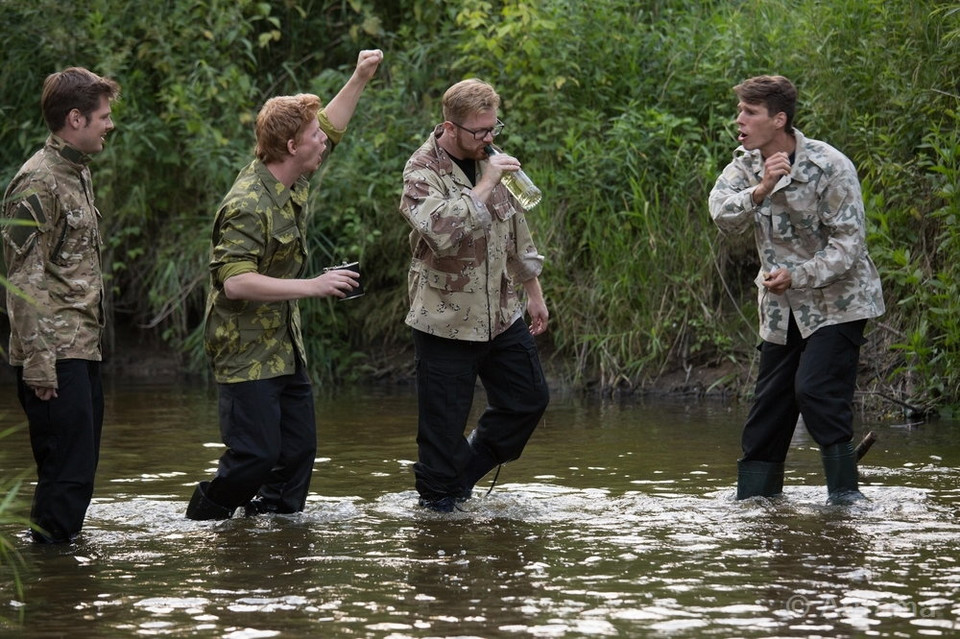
[736,460,785,500]
[821,441,866,505]
[243,499,283,518]
[185,481,234,520]
[463,433,499,498]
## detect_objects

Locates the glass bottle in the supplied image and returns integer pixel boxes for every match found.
[484,145,542,210]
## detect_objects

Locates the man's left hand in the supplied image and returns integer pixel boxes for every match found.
[355,49,383,81]
[527,299,549,336]
[762,268,792,295]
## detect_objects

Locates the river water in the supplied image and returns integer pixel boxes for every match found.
[0,381,958,638]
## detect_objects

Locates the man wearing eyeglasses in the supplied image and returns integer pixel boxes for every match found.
[399,78,550,513]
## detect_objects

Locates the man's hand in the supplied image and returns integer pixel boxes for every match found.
[476,151,521,198]
[527,297,549,336]
[32,385,58,401]
[762,268,792,295]
[312,268,360,299]
[354,49,383,82]
[523,276,549,336]
[485,151,520,178]
[752,151,792,204]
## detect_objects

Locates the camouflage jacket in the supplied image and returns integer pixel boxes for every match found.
[709,130,885,344]
[400,128,544,341]
[204,111,345,383]
[2,135,104,387]
[203,159,313,384]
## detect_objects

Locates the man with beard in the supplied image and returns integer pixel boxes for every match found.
[399,78,550,512]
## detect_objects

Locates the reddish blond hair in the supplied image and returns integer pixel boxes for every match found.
[255,93,321,163]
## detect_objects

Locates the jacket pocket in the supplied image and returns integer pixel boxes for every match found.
[424,264,477,294]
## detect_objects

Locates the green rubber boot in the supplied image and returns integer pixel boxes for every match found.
[736,460,785,500]
[821,441,866,505]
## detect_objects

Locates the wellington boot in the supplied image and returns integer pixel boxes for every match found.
[185,481,234,520]
[821,441,866,505]
[736,460,785,500]
[463,433,498,495]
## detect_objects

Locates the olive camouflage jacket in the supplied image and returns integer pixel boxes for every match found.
[2,135,104,387]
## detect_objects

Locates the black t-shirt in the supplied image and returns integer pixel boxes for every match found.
[451,154,477,186]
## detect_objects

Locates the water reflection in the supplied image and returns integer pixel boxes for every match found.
[0,383,958,638]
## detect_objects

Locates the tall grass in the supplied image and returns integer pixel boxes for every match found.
[0,0,957,411]
[0,424,29,605]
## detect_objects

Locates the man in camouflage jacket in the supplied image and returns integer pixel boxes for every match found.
[2,68,120,543]
[709,75,885,504]
[185,50,382,520]
[399,78,550,512]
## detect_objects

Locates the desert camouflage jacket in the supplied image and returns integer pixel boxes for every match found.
[2,135,104,388]
[709,130,885,344]
[400,127,544,341]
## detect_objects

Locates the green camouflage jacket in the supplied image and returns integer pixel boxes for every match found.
[399,127,544,341]
[709,130,885,344]
[203,159,312,383]
[204,111,344,383]
[2,135,104,387]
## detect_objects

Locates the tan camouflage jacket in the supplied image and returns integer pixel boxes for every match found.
[709,130,885,344]
[400,128,544,341]
[2,135,104,388]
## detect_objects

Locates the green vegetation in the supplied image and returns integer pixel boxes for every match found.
[0,423,29,605]
[0,0,958,414]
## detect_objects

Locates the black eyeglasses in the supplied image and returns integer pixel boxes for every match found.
[451,118,505,140]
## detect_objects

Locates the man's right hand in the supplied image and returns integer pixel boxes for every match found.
[32,385,58,401]
[753,151,792,204]
[477,151,521,196]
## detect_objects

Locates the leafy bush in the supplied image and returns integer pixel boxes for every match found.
[1,0,958,412]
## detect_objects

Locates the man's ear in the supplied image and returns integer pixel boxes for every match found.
[440,121,457,137]
[66,108,85,130]
[286,138,298,156]
[774,111,787,130]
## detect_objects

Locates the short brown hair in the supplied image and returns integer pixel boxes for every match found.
[734,75,797,133]
[41,67,120,132]
[255,93,322,164]
[442,79,500,125]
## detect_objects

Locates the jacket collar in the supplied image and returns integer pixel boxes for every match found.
[48,134,91,166]
[253,159,309,210]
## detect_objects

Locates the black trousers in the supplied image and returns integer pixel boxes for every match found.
[17,359,104,543]
[205,365,317,513]
[412,319,549,500]
[741,315,867,462]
